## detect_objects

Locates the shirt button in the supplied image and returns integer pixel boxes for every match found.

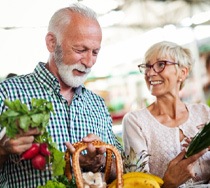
[49,88,53,93]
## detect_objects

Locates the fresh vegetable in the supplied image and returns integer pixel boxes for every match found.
[20,143,40,160]
[185,121,210,158]
[0,98,54,138]
[32,154,46,170]
[40,143,51,157]
[37,179,66,188]
[0,98,65,176]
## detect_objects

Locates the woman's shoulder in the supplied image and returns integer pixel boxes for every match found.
[122,107,150,126]
[124,107,148,118]
[187,102,209,112]
[186,102,210,121]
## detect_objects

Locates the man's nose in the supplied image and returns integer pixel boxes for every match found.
[82,51,95,68]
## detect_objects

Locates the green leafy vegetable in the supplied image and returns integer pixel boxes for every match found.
[185,121,210,158]
[37,176,77,188]
[0,98,66,177]
[0,98,54,138]
[37,179,66,188]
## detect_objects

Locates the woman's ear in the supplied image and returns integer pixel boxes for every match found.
[180,66,189,81]
[45,32,56,52]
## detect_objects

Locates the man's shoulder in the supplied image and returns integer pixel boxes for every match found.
[1,73,34,85]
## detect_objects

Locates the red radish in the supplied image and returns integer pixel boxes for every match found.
[31,154,46,170]
[20,143,40,160]
[40,143,51,156]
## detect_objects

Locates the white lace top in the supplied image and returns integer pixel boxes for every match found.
[122,103,210,185]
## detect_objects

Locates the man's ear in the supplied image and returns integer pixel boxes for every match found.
[45,32,56,52]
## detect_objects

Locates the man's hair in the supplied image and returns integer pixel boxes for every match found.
[48,3,98,43]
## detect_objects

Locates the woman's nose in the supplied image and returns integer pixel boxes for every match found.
[146,67,157,76]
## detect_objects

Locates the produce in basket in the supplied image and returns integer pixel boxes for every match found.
[109,147,164,188]
[64,141,164,188]
[109,172,163,188]
[64,140,124,188]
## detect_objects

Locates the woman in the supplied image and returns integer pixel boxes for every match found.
[122,41,210,187]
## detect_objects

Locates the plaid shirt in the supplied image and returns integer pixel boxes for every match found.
[0,62,122,188]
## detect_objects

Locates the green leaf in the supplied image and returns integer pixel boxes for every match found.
[51,147,66,176]
[5,120,19,138]
[37,179,66,188]
[30,113,44,125]
[19,115,31,131]
[2,109,20,117]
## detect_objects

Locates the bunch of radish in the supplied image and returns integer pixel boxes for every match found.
[0,98,65,176]
[21,142,51,170]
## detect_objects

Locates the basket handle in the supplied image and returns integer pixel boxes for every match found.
[64,140,123,188]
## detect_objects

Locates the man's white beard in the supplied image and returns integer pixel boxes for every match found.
[57,63,90,87]
[54,45,91,87]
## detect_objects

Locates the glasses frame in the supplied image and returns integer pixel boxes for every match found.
[138,60,178,75]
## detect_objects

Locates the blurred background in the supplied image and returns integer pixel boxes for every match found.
[1,0,210,132]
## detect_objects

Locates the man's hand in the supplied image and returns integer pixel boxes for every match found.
[0,127,41,156]
[65,133,106,172]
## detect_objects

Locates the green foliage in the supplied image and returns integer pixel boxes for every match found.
[37,179,66,188]
[57,175,77,188]
[38,175,77,188]
[0,98,54,138]
[185,121,210,158]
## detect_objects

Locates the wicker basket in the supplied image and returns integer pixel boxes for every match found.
[64,140,123,188]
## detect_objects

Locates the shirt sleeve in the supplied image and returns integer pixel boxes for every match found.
[122,111,150,173]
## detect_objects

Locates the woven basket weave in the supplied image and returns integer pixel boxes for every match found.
[64,140,123,188]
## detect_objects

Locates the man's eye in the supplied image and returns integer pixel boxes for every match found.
[78,49,85,53]
[73,48,85,53]
[93,50,99,56]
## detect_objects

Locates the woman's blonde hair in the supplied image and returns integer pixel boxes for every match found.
[144,41,194,89]
[144,41,193,73]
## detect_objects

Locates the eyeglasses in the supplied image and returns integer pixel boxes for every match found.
[138,60,178,75]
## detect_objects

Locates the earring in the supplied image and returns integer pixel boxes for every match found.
[179,78,182,82]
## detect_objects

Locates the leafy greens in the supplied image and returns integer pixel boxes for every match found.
[185,121,210,158]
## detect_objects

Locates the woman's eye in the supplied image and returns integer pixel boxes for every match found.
[158,62,165,67]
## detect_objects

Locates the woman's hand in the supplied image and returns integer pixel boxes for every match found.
[162,148,208,188]
[65,133,106,172]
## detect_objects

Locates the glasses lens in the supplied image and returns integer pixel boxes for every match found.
[154,61,166,73]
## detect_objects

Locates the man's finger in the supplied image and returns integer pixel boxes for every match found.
[82,133,101,142]
[65,142,75,154]
[86,143,97,158]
